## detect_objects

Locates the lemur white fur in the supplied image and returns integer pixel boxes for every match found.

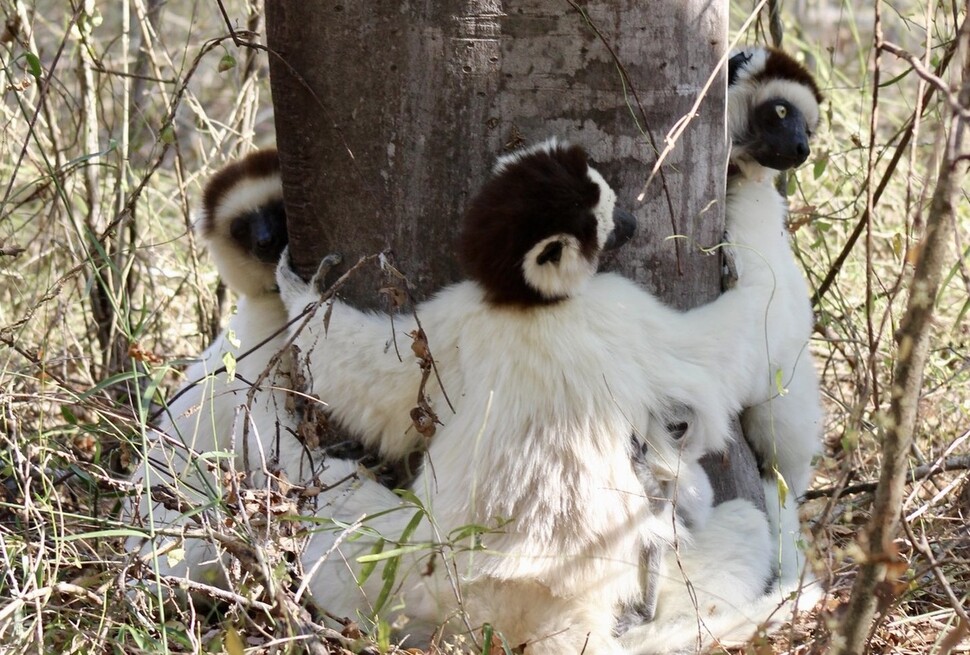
[126,149,314,590]
[278,140,798,654]
[727,46,825,585]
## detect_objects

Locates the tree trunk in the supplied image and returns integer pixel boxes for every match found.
[266,1,761,500]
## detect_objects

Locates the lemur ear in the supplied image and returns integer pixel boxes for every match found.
[536,240,564,265]
[728,51,752,86]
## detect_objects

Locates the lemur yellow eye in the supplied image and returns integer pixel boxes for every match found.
[775,104,788,119]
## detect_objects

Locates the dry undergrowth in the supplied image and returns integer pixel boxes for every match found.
[0,1,968,653]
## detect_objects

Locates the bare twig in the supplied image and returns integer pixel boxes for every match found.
[863,5,884,413]
[802,454,970,500]
[900,517,970,628]
[881,41,970,118]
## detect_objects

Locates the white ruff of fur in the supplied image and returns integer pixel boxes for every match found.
[726,173,823,586]
[621,498,823,655]
[521,234,594,300]
[628,172,826,652]
[197,175,283,298]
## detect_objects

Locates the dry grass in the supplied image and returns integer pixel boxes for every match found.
[0,0,967,653]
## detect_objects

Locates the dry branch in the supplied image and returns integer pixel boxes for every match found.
[802,453,970,499]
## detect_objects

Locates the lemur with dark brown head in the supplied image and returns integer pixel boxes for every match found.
[728,46,823,179]
[619,49,826,654]
[721,47,825,589]
[127,149,312,590]
[198,148,288,297]
[277,139,793,654]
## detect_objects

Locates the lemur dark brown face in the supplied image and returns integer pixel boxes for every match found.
[459,139,636,307]
[197,148,289,297]
[728,47,823,173]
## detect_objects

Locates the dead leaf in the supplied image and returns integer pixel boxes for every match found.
[410,329,430,360]
[341,621,362,639]
[380,286,408,309]
[410,406,436,438]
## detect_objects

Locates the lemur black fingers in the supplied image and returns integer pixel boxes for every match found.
[615,546,660,635]
[312,253,343,297]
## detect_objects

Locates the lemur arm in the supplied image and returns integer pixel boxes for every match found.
[276,252,460,461]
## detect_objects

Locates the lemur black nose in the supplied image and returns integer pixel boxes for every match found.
[250,211,288,262]
[604,207,637,251]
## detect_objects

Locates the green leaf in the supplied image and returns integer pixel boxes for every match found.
[357,537,385,584]
[159,123,176,145]
[786,172,797,195]
[226,328,240,349]
[222,351,236,382]
[223,626,245,655]
[813,154,828,180]
[61,405,77,425]
[772,469,790,507]
[166,547,185,568]
[25,52,42,80]
[57,528,149,541]
[774,368,789,396]
[356,543,428,564]
[891,232,903,259]
[218,54,237,73]
[400,506,426,543]
[841,429,859,452]
[78,369,147,401]
[88,7,103,28]
[482,623,494,655]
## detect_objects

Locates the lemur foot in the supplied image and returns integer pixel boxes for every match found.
[275,247,344,303]
[312,253,343,296]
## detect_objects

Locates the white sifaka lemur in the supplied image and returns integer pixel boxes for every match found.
[617,48,826,653]
[725,45,825,584]
[126,149,317,588]
[277,139,802,654]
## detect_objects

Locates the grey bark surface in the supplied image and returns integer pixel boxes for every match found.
[266,1,762,504]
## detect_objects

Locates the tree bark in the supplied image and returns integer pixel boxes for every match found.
[266,1,761,500]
